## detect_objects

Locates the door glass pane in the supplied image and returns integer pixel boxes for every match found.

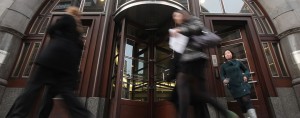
[218,30,241,42]
[222,0,252,13]
[200,0,223,13]
[218,43,258,100]
[83,0,105,12]
[262,42,279,77]
[110,38,120,99]
[122,39,149,101]
[52,0,81,12]
[154,41,175,101]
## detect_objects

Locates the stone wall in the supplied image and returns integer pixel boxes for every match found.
[258,0,300,108]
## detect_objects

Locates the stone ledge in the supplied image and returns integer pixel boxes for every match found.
[0,78,7,86]
[292,78,300,86]
[0,26,24,38]
[277,27,300,39]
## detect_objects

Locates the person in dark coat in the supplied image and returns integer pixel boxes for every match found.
[6,6,92,118]
[167,10,238,118]
[220,50,257,118]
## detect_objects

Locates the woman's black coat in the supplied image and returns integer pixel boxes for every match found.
[35,14,83,74]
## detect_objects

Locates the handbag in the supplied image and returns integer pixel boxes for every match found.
[190,29,222,48]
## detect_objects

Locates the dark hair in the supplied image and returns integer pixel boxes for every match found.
[173,10,192,22]
[223,50,235,60]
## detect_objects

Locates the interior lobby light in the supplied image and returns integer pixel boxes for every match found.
[100,0,105,2]
[200,0,205,4]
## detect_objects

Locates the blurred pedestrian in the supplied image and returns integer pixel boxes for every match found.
[167,10,238,118]
[220,50,257,118]
[6,6,92,118]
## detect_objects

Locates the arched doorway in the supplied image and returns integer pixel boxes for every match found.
[109,1,185,118]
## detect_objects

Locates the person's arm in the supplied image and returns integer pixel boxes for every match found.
[176,17,204,36]
[220,64,229,84]
[239,61,250,80]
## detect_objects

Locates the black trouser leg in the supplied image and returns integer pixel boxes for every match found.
[176,73,190,118]
[193,102,210,118]
[55,86,91,118]
[38,86,58,118]
[237,94,253,113]
[190,75,229,118]
[6,67,47,118]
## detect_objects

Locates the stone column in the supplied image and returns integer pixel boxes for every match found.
[258,0,300,110]
[0,0,45,105]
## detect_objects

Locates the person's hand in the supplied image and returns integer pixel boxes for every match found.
[169,28,181,37]
[223,79,229,84]
[243,76,248,82]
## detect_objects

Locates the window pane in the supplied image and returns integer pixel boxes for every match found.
[29,17,43,34]
[254,18,264,34]
[200,0,223,13]
[117,0,131,8]
[262,18,274,34]
[83,0,105,12]
[122,39,149,101]
[155,40,175,101]
[173,0,189,10]
[23,43,41,77]
[250,2,263,16]
[39,18,50,34]
[223,0,252,13]
[272,43,289,77]
[110,39,120,99]
[262,43,279,77]
[218,30,241,42]
[52,0,81,12]
[12,43,31,77]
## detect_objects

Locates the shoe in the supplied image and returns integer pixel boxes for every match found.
[247,109,257,118]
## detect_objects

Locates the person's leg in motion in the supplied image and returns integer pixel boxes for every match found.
[38,86,58,118]
[6,66,50,118]
[176,72,190,118]
[242,95,257,118]
[236,97,248,118]
[55,83,91,118]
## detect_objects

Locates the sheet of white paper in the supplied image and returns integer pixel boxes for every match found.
[169,30,189,54]
[0,50,8,64]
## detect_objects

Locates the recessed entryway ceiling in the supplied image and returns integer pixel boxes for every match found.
[114,1,186,29]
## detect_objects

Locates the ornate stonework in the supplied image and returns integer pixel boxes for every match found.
[277,27,300,39]
[0,26,24,38]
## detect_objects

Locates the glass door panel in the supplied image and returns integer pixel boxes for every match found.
[122,38,149,101]
[154,39,175,101]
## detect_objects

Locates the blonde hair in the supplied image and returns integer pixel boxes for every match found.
[65,6,84,33]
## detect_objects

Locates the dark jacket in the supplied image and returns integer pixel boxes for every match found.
[168,16,205,81]
[35,15,83,73]
[177,16,212,61]
[220,59,251,98]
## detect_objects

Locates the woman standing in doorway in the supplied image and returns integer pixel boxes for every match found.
[220,50,257,118]
[168,10,238,118]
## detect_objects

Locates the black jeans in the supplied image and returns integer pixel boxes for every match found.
[6,66,91,118]
[236,94,254,113]
[175,59,229,118]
